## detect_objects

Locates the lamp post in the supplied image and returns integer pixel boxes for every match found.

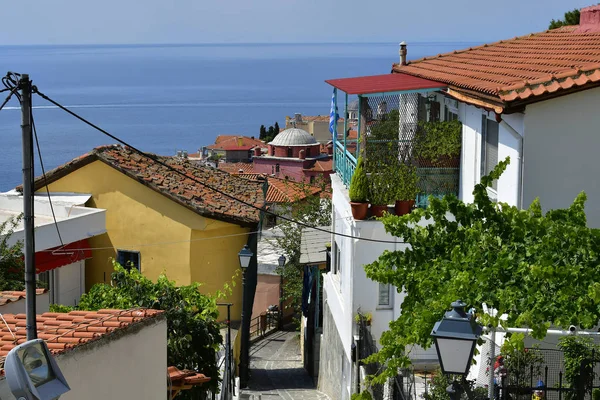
[278,254,286,329]
[431,300,482,400]
[238,244,253,388]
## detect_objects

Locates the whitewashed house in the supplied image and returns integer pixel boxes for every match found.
[0,191,106,307]
[319,5,600,400]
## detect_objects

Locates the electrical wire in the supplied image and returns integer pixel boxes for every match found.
[30,95,65,249]
[0,87,16,112]
[32,87,405,245]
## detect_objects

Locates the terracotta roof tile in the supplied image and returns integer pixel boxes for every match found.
[218,162,257,174]
[265,178,321,203]
[168,366,211,399]
[0,289,47,307]
[393,24,600,105]
[0,308,163,373]
[207,136,266,150]
[304,159,333,172]
[27,145,264,226]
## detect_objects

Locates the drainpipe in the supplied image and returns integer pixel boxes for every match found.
[495,113,524,208]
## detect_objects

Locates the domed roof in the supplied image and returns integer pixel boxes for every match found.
[348,99,359,111]
[269,128,317,146]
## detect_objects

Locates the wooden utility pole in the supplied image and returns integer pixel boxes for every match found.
[19,73,37,340]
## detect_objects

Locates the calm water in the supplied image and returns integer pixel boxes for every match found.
[0,42,471,190]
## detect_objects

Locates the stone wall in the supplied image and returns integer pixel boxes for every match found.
[318,302,344,399]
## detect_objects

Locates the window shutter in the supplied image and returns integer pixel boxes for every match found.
[486,120,499,190]
[378,283,390,306]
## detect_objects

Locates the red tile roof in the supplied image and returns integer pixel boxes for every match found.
[207,136,266,151]
[215,135,238,144]
[304,159,333,172]
[393,23,600,107]
[0,308,163,372]
[27,145,264,226]
[266,178,321,203]
[168,366,211,398]
[326,73,446,95]
[218,162,257,174]
[0,289,47,307]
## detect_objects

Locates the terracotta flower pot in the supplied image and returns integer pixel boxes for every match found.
[370,204,388,218]
[394,200,415,216]
[350,202,368,220]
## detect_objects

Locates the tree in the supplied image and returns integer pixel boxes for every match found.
[0,216,26,291]
[272,178,332,324]
[267,125,275,141]
[274,122,280,135]
[60,262,224,398]
[549,8,580,29]
[362,158,600,383]
[260,125,267,140]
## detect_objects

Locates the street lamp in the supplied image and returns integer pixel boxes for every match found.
[278,255,286,329]
[238,244,253,388]
[431,300,482,400]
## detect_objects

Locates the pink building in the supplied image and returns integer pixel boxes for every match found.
[253,127,333,184]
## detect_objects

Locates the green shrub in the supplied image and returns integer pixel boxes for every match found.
[349,156,369,202]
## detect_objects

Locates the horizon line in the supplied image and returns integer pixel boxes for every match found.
[0,40,485,48]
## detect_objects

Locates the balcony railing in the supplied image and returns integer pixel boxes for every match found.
[332,91,460,208]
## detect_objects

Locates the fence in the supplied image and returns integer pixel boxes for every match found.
[250,311,279,341]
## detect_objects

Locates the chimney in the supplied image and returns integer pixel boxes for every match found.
[237,137,243,147]
[399,41,407,66]
[575,5,600,33]
[295,113,302,124]
[299,149,306,160]
[254,147,261,157]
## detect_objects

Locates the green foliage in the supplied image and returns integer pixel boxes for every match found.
[371,109,400,141]
[549,9,580,29]
[369,171,393,206]
[259,122,279,142]
[558,336,599,399]
[395,163,419,201]
[49,304,75,313]
[500,340,544,389]
[260,125,267,140]
[273,180,331,327]
[363,156,600,383]
[0,216,26,291]
[349,157,369,202]
[414,120,462,163]
[423,371,451,400]
[592,388,600,400]
[352,391,373,400]
[78,262,223,397]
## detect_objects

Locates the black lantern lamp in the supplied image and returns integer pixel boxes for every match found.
[431,300,482,400]
[277,255,286,328]
[238,245,253,271]
[431,300,482,376]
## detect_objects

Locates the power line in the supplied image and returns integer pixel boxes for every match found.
[0,88,16,112]
[32,87,404,244]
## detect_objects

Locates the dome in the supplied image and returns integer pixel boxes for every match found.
[348,99,359,111]
[269,128,317,146]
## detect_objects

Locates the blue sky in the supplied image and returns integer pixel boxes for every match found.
[1,0,592,45]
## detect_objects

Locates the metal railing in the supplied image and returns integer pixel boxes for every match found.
[249,311,279,341]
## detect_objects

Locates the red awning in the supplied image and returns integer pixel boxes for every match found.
[325,73,446,95]
[35,239,92,273]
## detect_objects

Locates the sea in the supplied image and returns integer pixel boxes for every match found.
[0,42,473,191]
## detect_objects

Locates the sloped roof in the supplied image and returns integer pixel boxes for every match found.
[393,21,600,106]
[217,162,257,174]
[266,178,321,203]
[168,366,211,398]
[27,145,264,226]
[0,289,47,307]
[207,136,265,150]
[0,309,164,370]
[299,226,331,265]
[304,159,333,172]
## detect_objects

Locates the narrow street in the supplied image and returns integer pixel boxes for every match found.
[241,330,330,400]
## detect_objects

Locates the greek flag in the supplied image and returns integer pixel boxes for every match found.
[329,90,338,136]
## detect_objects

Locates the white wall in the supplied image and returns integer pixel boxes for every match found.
[458,101,524,206]
[0,317,167,400]
[53,260,85,306]
[523,87,600,227]
[0,292,49,315]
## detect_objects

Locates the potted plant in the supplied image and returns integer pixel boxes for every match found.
[369,166,395,218]
[394,164,419,215]
[349,156,369,220]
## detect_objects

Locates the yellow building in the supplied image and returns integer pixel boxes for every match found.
[33,145,265,319]
[285,113,345,144]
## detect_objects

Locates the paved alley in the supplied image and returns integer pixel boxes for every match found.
[242,330,330,400]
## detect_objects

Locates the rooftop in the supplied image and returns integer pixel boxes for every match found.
[207,136,265,150]
[394,17,600,106]
[0,289,47,307]
[299,226,331,265]
[0,308,164,371]
[269,128,318,146]
[26,145,264,227]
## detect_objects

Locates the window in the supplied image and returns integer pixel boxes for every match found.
[378,283,391,307]
[445,107,459,121]
[481,116,499,190]
[334,242,341,275]
[117,250,141,271]
[287,148,293,157]
[275,163,280,173]
[306,147,311,158]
